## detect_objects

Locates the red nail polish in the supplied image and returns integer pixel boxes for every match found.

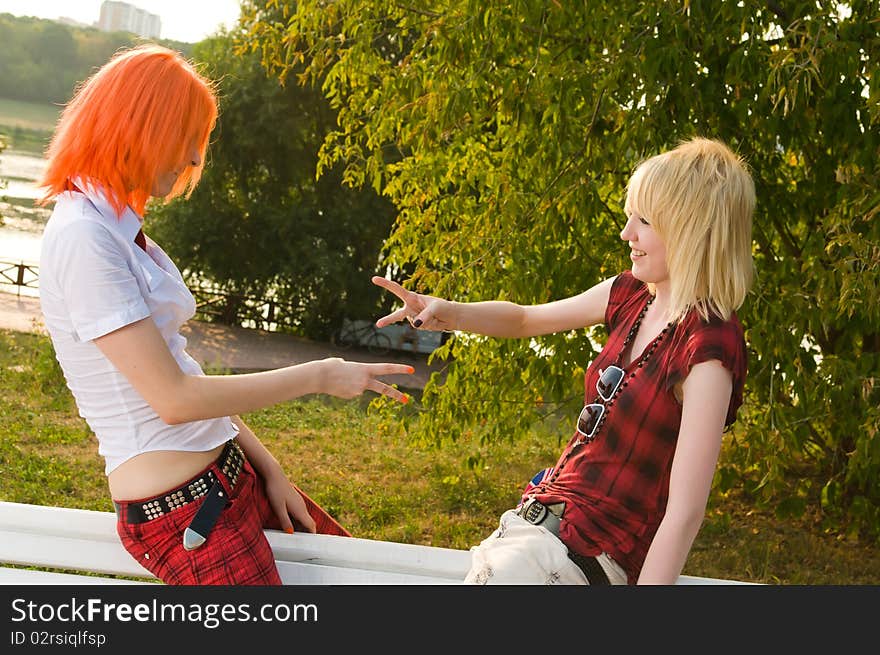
[285,527,294,534]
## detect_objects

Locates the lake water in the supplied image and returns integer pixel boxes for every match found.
[1,151,46,195]
[0,149,48,265]
[0,224,42,263]
[0,150,48,298]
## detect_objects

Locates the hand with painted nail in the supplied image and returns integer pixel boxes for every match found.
[262,461,317,534]
[319,357,413,404]
[371,276,458,332]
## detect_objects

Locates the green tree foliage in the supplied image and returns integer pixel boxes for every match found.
[147,33,398,338]
[0,13,192,104]
[241,1,880,537]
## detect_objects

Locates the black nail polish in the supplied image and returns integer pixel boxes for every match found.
[413,319,422,328]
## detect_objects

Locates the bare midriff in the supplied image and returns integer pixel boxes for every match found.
[108,443,226,501]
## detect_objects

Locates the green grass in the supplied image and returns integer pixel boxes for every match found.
[2,327,879,584]
[0,97,60,131]
[0,97,58,153]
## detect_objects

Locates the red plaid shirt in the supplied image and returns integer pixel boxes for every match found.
[533,271,747,583]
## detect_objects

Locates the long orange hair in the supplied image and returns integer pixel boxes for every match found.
[38,44,218,217]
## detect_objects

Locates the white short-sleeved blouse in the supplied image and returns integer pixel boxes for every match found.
[39,181,236,474]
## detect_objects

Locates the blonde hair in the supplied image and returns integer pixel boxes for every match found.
[625,137,755,323]
[38,44,218,217]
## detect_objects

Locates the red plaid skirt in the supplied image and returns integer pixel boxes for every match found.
[115,458,350,585]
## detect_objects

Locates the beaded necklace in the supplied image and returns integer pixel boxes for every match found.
[591,295,673,437]
[533,294,674,492]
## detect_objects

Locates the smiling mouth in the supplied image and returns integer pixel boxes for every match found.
[631,249,646,257]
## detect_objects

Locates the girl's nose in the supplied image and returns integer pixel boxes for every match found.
[620,216,635,241]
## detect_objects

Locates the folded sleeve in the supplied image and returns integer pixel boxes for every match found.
[681,319,748,426]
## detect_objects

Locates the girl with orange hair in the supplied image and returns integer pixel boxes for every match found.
[37,44,412,585]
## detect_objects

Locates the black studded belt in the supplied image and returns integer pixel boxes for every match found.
[114,439,246,550]
[516,498,610,585]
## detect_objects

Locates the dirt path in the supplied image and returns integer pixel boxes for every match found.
[0,291,443,390]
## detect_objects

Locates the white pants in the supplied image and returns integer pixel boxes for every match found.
[464,510,628,585]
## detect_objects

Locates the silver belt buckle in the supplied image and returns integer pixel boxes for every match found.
[522,498,548,525]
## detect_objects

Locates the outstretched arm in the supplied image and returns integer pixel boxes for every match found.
[637,360,732,584]
[94,316,413,425]
[372,275,616,338]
